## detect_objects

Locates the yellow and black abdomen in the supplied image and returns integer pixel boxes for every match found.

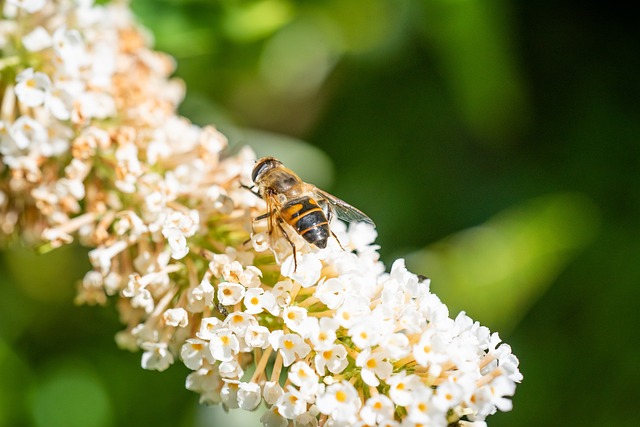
[281,197,330,248]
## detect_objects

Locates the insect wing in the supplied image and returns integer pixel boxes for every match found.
[314,188,375,227]
[258,190,281,236]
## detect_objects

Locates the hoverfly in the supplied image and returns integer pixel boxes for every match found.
[249,157,375,269]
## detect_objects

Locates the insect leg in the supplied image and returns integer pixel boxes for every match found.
[246,210,275,247]
[330,229,345,251]
[324,204,345,251]
[276,219,298,271]
[241,184,262,198]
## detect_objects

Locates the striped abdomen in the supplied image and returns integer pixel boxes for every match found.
[281,197,330,248]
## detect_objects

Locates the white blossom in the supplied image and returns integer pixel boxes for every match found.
[271,331,310,367]
[163,307,188,327]
[217,281,246,306]
[355,348,392,387]
[141,342,174,372]
[314,344,348,375]
[187,277,214,312]
[21,26,51,51]
[180,338,212,370]
[15,68,51,107]
[238,381,262,411]
[316,381,361,423]
[209,328,240,362]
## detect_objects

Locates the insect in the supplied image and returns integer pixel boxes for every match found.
[250,156,375,269]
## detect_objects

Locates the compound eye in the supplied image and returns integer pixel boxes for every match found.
[252,158,271,183]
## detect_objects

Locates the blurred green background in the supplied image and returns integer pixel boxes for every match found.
[2,0,639,426]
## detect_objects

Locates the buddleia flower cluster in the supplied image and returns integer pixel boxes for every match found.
[0,1,522,426]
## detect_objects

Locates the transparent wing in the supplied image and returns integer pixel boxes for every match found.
[314,188,376,227]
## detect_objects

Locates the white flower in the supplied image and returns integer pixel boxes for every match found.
[263,381,284,405]
[224,311,257,338]
[314,344,348,375]
[8,115,47,152]
[180,338,212,370]
[485,375,516,412]
[15,68,51,107]
[282,306,308,333]
[237,265,262,288]
[251,231,271,252]
[163,307,188,327]
[348,313,393,349]
[315,381,361,423]
[347,221,378,252]
[220,381,239,409]
[141,342,174,372]
[76,91,116,120]
[380,332,411,360]
[288,361,320,400]
[432,379,466,412]
[406,386,445,426]
[282,252,322,287]
[122,274,155,313]
[492,342,523,382]
[271,279,293,312]
[261,407,288,427]
[294,412,318,427]
[360,395,395,426]
[185,368,223,405]
[162,209,199,259]
[196,316,222,340]
[52,26,87,76]
[238,382,262,410]
[187,276,214,312]
[413,328,450,367]
[244,287,277,315]
[387,372,421,407]
[21,25,51,51]
[270,331,311,367]
[217,281,246,306]
[306,317,338,351]
[334,294,370,329]
[276,385,310,420]
[219,359,244,380]
[355,348,392,387]
[314,277,347,309]
[87,241,128,275]
[244,324,270,348]
[209,328,240,362]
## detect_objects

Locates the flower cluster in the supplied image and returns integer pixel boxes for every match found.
[0,1,521,426]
